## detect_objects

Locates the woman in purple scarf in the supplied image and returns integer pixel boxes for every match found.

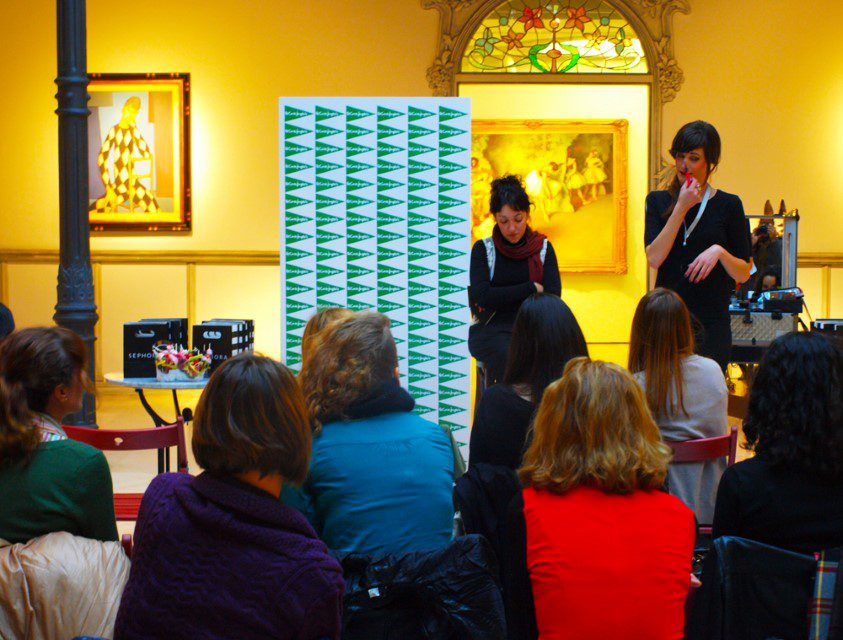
[115,354,344,640]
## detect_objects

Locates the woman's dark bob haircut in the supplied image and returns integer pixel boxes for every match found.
[192,353,311,483]
[490,174,531,214]
[503,293,589,403]
[744,331,843,481]
[669,120,721,174]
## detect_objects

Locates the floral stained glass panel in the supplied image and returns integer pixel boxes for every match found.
[461,1,648,74]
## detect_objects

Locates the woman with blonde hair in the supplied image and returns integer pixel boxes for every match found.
[629,288,728,524]
[299,307,354,367]
[519,358,694,639]
[283,311,458,555]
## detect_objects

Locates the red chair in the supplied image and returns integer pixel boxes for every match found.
[64,416,188,521]
[667,425,739,467]
[667,426,738,536]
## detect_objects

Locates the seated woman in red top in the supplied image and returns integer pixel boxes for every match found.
[519,358,695,640]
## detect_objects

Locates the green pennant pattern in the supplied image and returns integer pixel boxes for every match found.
[345,105,377,313]
[406,104,439,424]
[315,106,346,317]
[376,105,408,376]
[281,99,470,454]
[436,103,470,451]
[282,105,315,368]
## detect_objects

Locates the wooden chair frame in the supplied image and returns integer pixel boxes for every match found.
[64,416,188,521]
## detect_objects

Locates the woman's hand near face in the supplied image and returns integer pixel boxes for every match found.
[685,244,723,283]
[674,175,703,216]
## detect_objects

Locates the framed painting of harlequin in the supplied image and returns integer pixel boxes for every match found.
[472,118,627,274]
[87,73,191,232]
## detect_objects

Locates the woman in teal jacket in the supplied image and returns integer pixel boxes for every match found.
[283,311,459,556]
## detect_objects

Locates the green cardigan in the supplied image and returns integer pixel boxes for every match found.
[0,439,118,543]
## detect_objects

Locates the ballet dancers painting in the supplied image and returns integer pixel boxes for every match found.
[471,119,628,274]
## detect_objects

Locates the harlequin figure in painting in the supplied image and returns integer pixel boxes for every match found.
[582,147,608,203]
[644,121,752,370]
[89,97,160,214]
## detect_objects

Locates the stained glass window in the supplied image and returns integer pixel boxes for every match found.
[461,1,648,74]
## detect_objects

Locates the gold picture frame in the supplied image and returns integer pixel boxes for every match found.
[87,73,191,233]
[472,119,628,275]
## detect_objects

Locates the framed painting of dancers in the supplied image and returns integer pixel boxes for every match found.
[472,119,627,274]
[87,73,191,232]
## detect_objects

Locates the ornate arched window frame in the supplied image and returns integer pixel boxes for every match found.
[422,0,689,187]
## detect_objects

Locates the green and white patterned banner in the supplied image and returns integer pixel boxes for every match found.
[279,98,472,448]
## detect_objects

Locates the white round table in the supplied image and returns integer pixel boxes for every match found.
[105,373,209,472]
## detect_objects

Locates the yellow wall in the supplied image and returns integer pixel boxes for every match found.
[1,0,842,370]
[461,83,650,365]
[0,0,437,252]
[665,0,843,254]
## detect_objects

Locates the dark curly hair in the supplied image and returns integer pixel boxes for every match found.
[490,174,531,214]
[743,331,843,481]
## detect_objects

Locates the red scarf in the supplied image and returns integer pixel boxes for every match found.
[492,225,547,283]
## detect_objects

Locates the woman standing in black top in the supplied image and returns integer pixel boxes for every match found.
[469,293,587,470]
[645,121,751,370]
[469,175,561,384]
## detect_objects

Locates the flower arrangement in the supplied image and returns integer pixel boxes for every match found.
[152,342,212,381]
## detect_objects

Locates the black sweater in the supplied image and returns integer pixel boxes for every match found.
[645,189,750,317]
[712,456,843,554]
[469,385,535,470]
[470,236,561,325]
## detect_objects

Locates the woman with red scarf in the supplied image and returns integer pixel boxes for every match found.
[469,175,561,385]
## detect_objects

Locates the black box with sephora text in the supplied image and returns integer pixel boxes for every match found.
[192,320,251,371]
[123,321,173,378]
[208,319,254,351]
[140,318,188,349]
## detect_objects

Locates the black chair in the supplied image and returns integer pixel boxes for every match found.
[686,536,817,640]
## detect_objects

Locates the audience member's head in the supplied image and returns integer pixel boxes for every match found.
[628,288,695,416]
[744,331,843,481]
[192,353,311,484]
[300,311,397,427]
[0,303,13,340]
[300,307,354,367]
[503,293,588,403]
[0,327,89,466]
[520,357,671,494]
[760,269,779,291]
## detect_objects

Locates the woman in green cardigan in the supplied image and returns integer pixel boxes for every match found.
[0,327,118,543]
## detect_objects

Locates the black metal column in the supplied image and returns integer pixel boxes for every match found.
[54,0,98,427]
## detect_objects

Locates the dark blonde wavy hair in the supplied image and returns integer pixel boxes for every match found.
[300,307,354,368]
[519,357,671,495]
[299,311,398,428]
